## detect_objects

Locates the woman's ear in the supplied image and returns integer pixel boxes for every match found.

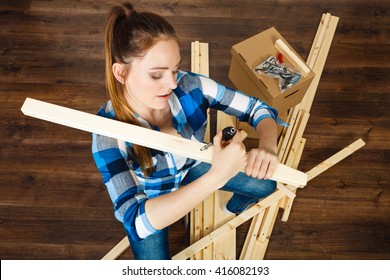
[112,63,126,84]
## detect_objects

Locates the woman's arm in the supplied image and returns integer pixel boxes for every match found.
[145,130,247,230]
[245,117,279,179]
[92,133,152,241]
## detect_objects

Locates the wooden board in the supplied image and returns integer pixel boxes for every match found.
[21,97,307,188]
[173,138,365,260]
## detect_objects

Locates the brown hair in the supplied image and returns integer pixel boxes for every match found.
[104,2,179,176]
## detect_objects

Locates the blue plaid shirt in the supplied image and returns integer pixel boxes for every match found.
[92,71,281,241]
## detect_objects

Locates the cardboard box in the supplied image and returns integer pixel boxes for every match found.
[228,27,315,114]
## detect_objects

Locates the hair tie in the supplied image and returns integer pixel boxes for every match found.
[124,8,135,18]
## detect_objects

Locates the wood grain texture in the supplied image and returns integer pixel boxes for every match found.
[0,0,388,260]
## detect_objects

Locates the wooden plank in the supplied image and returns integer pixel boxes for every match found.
[280,137,306,209]
[186,13,338,260]
[101,236,129,260]
[21,98,307,188]
[275,39,311,77]
[299,15,339,113]
[180,138,365,260]
[306,13,332,68]
[277,106,300,160]
[282,138,365,222]
[281,109,303,163]
[199,42,209,77]
[306,138,366,181]
[239,209,265,260]
[201,194,214,259]
[281,138,306,221]
[277,14,339,224]
[190,40,207,260]
[192,201,203,260]
[284,111,310,167]
[176,14,339,261]
[250,200,281,259]
[249,136,306,260]
[212,191,235,260]
[172,189,286,260]
[191,41,200,73]
[276,184,296,199]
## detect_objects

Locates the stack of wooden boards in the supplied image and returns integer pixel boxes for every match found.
[172,13,365,260]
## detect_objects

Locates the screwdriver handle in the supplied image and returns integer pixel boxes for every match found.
[200,126,237,151]
[222,126,237,141]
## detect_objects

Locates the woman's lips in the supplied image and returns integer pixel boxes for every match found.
[157,92,172,99]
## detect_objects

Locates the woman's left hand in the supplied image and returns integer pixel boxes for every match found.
[245,146,278,180]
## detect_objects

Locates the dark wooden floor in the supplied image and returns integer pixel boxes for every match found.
[0,0,389,260]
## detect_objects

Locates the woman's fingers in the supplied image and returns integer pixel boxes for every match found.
[245,149,278,179]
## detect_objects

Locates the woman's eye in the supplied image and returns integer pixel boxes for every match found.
[150,74,162,80]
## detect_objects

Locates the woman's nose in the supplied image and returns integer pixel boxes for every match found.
[165,74,177,89]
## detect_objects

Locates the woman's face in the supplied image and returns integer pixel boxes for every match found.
[125,38,181,114]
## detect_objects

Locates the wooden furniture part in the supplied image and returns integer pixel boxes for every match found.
[190,41,236,260]
[184,13,347,261]
[238,13,340,259]
[172,138,365,260]
[257,12,339,255]
[21,98,306,188]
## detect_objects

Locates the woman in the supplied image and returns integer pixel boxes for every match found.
[92,2,283,260]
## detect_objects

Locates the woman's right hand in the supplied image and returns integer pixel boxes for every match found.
[208,130,247,186]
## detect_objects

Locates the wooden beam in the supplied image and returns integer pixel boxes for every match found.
[306,138,366,181]
[239,208,265,260]
[306,13,332,69]
[240,137,305,259]
[172,189,286,260]
[275,39,311,77]
[284,111,310,167]
[21,98,307,188]
[193,13,340,261]
[299,15,339,113]
[250,200,281,259]
[277,106,300,159]
[174,138,365,260]
[101,236,129,260]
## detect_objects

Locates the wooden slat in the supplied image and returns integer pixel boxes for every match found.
[191,41,213,259]
[299,15,339,113]
[239,209,265,260]
[174,138,365,260]
[101,236,129,260]
[172,189,286,260]
[277,106,300,159]
[306,139,366,181]
[284,111,310,167]
[212,191,235,259]
[250,200,281,259]
[21,98,307,188]
[275,39,311,77]
[243,14,340,259]
[306,13,332,69]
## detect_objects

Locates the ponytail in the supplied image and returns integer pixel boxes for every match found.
[104,2,178,176]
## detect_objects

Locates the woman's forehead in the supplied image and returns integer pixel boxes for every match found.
[137,39,181,69]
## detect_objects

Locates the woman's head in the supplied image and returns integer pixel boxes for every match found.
[104,2,180,174]
[106,2,179,67]
[105,2,180,105]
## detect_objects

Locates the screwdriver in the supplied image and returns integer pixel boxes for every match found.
[200,126,237,151]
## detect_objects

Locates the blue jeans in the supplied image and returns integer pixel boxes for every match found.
[128,162,276,259]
